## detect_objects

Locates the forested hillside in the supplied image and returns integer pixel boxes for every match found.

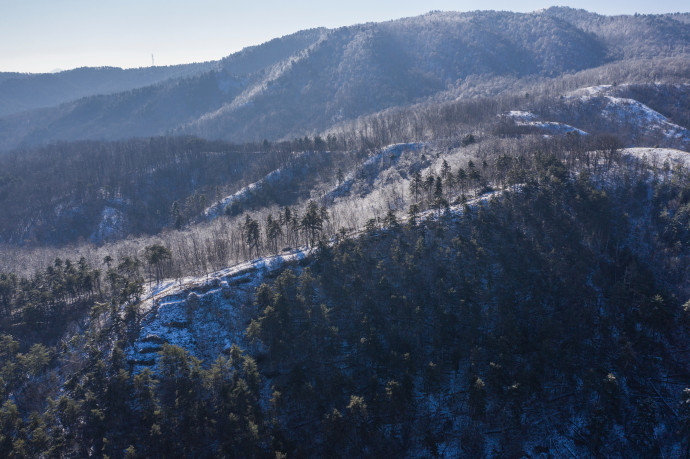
[1,8,689,150]
[0,137,294,245]
[1,6,690,458]
[2,148,690,456]
[2,80,689,250]
[0,63,218,118]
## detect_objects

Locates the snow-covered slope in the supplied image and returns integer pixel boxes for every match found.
[126,248,311,368]
[505,110,588,135]
[126,174,506,370]
[324,142,424,201]
[621,147,690,168]
[502,85,690,149]
[565,85,690,147]
[601,96,690,142]
[204,168,285,219]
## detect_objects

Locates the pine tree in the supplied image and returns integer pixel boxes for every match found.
[243,215,261,258]
[408,204,420,227]
[409,170,422,203]
[384,210,398,228]
[265,214,283,253]
[441,159,451,181]
[424,173,435,203]
[170,201,183,229]
[433,176,448,216]
[457,167,467,197]
[301,201,324,247]
[144,244,172,285]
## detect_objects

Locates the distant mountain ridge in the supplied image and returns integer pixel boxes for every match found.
[543,7,690,59]
[1,7,689,150]
[0,63,218,117]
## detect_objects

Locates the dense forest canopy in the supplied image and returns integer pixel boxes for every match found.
[3,149,690,456]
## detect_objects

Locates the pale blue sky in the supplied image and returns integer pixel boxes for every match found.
[1,0,688,73]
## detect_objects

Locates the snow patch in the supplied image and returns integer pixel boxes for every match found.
[126,247,312,370]
[564,86,690,146]
[567,84,614,99]
[601,96,690,142]
[504,111,587,135]
[507,110,536,121]
[204,167,284,219]
[90,206,124,242]
[621,147,690,168]
[326,142,424,201]
[531,121,587,135]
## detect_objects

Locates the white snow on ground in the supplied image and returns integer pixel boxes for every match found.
[504,111,588,135]
[90,206,124,242]
[137,248,311,317]
[204,167,285,219]
[326,139,495,232]
[531,121,588,135]
[417,189,507,222]
[127,169,504,371]
[567,84,614,99]
[565,86,690,144]
[325,142,424,201]
[507,110,537,121]
[359,142,424,171]
[604,96,668,123]
[126,247,312,369]
[601,96,690,142]
[374,142,424,158]
[507,86,690,145]
[621,147,690,168]
[568,83,690,100]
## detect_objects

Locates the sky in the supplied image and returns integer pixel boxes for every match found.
[1,0,688,73]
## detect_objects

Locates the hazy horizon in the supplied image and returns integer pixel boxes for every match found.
[2,1,689,74]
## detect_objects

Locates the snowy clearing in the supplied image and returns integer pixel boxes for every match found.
[504,110,588,135]
[621,147,690,168]
[203,166,287,219]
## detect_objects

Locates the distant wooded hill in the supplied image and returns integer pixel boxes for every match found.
[1,8,689,150]
[0,63,217,117]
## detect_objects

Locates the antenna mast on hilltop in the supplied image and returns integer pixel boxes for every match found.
[151,54,155,67]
